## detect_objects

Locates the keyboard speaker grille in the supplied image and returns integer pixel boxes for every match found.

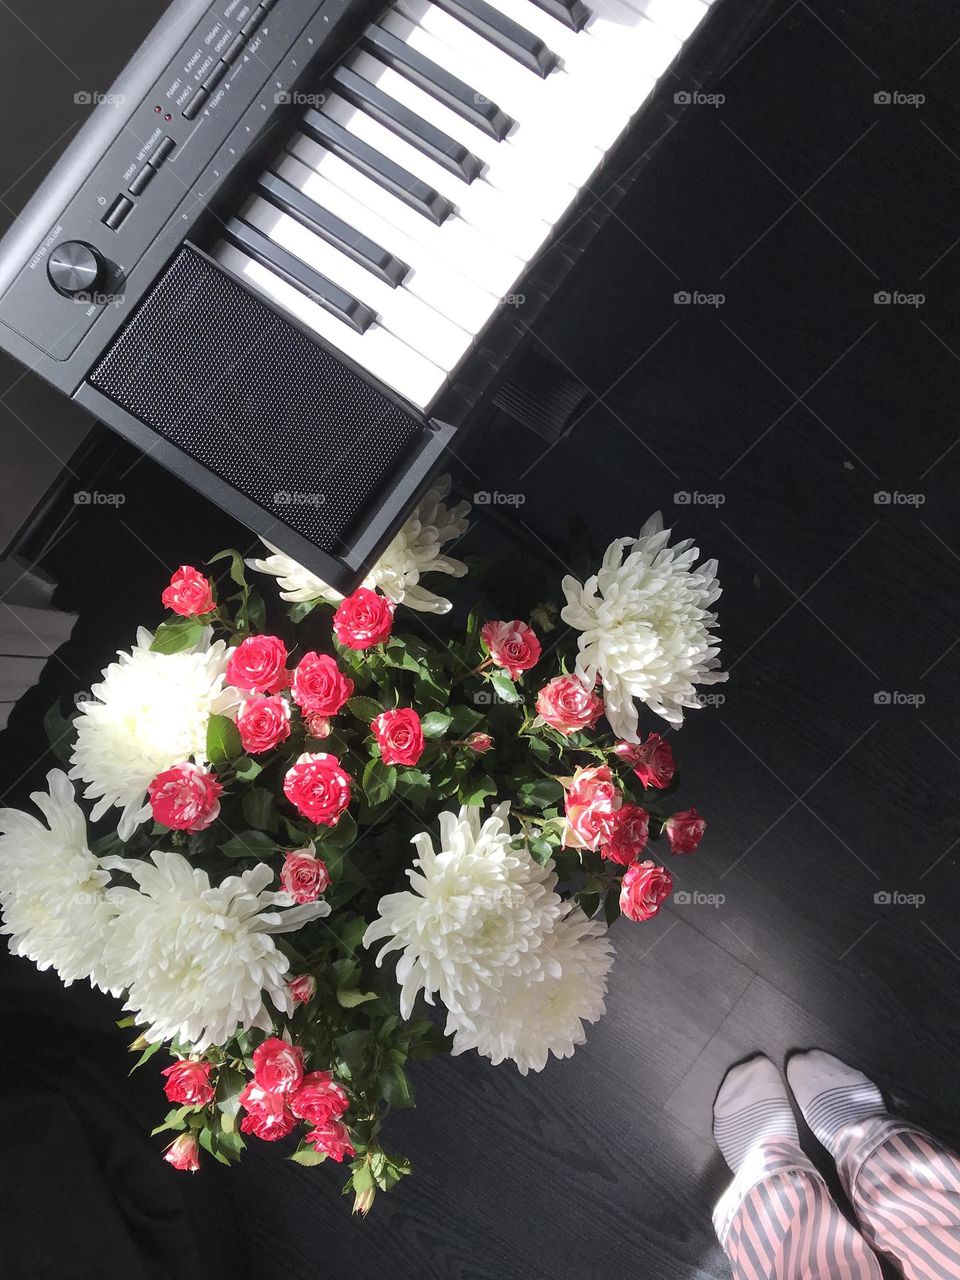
[89,246,423,553]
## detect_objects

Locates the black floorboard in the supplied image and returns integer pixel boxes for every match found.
[0,1,959,1277]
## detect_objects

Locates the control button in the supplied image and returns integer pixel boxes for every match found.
[151,136,176,166]
[128,166,154,196]
[183,87,208,120]
[102,195,134,230]
[202,60,228,93]
[47,241,105,297]
[259,0,276,9]
[223,32,246,63]
[241,10,261,38]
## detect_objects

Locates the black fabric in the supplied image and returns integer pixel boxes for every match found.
[90,247,422,553]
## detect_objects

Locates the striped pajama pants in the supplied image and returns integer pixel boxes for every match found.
[714,1117,960,1278]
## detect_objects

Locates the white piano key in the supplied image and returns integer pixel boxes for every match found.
[274,152,501,333]
[348,50,602,189]
[380,9,624,153]
[618,0,709,42]
[213,242,447,409]
[288,131,527,297]
[585,0,683,78]
[242,196,475,371]
[318,92,553,257]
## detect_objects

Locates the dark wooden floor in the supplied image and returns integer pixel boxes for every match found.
[1,1,959,1277]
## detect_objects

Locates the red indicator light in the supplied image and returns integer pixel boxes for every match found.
[164,113,172,121]
[154,105,162,113]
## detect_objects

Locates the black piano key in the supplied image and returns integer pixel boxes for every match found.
[222,217,376,334]
[430,0,558,77]
[257,171,409,287]
[301,107,453,226]
[363,24,514,141]
[529,0,589,31]
[331,65,483,183]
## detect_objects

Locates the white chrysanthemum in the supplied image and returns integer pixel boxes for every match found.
[364,803,565,1020]
[560,513,728,740]
[101,850,330,1051]
[0,769,118,990]
[248,474,470,613]
[69,628,238,840]
[446,907,614,1075]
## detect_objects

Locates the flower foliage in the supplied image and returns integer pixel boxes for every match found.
[2,503,723,1213]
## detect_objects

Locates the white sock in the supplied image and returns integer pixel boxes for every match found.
[786,1050,886,1155]
[713,1054,799,1174]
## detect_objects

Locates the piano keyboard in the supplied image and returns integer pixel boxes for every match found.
[213,0,715,410]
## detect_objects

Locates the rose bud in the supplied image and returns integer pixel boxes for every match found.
[480,620,541,679]
[304,712,332,739]
[148,762,222,832]
[163,1133,201,1172]
[226,635,288,694]
[371,708,425,767]
[614,733,676,790]
[288,974,317,1005]
[236,694,291,755]
[280,848,331,904]
[161,1059,216,1108]
[664,807,706,854]
[465,732,494,753]
[161,566,215,618]
[251,1037,304,1095]
[332,588,395,650]
[619,860,673,923]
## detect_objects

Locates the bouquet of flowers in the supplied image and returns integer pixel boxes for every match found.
[0,480,726,1213]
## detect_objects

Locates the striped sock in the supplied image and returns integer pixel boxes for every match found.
[713,1054,799,1175]
[786,1050,886,1156]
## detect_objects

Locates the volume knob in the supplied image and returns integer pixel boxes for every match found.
[48,240,105,299]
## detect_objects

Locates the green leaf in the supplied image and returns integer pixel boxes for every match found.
[381,1063,414,1109]
[528,736,552,764]
[43,699,76,764]
[234,755,263,782]
[321,810,357,852]
[206,713,242,763]
[603,884,621,927]
[336,988,378,1009]
[129,1039,163,1073]
[346,695,384,723]
[459,773,497,806]
[395,769,431,808]
[150,618,205,654]
[420,711,451,739]
[577,890,600,918]
[216,1066,246,1119]
[288,599,321,624]
[218,830,278,858]
[242,785,277,832]
[208,547,249,589]
[529,837,554,865]
[518,778,564,809]
[246,589,267,633]
[447,704,484,735]
[363,758,397,807]
[336,1029,373,1079]
[290,1146,328,1166]
[490,671,521,703]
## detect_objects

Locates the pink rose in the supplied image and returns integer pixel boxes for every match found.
[161,1059,215,1107]
[304,713,332,739]
[465,732,494,754]
[480,620,541,680]
[664,807,706,854]
[619,859,673,923]
[163,1133,200,1172]
[332,588,395,650]
[290,1071,350,1126]
[252,1038,304,1094]
[236,694,291,754]
[148,762,222,832]
[615,733,676,789]
[371,707,425,767]
[536,674,603,736]
[280,849,330,904]
[238,1081,295,1141]
[283,752,352,826]
[291,651,354,716]
[561,764,622,850]
[161,565,215,617]
[226,635,288,693]
[288,974,317,1005]
[601,804,650,866]
[305,1120,355,1162]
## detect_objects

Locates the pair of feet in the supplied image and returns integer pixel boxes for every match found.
[714,1050,886,1174]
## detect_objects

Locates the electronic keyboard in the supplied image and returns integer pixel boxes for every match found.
[0,0,763,591]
